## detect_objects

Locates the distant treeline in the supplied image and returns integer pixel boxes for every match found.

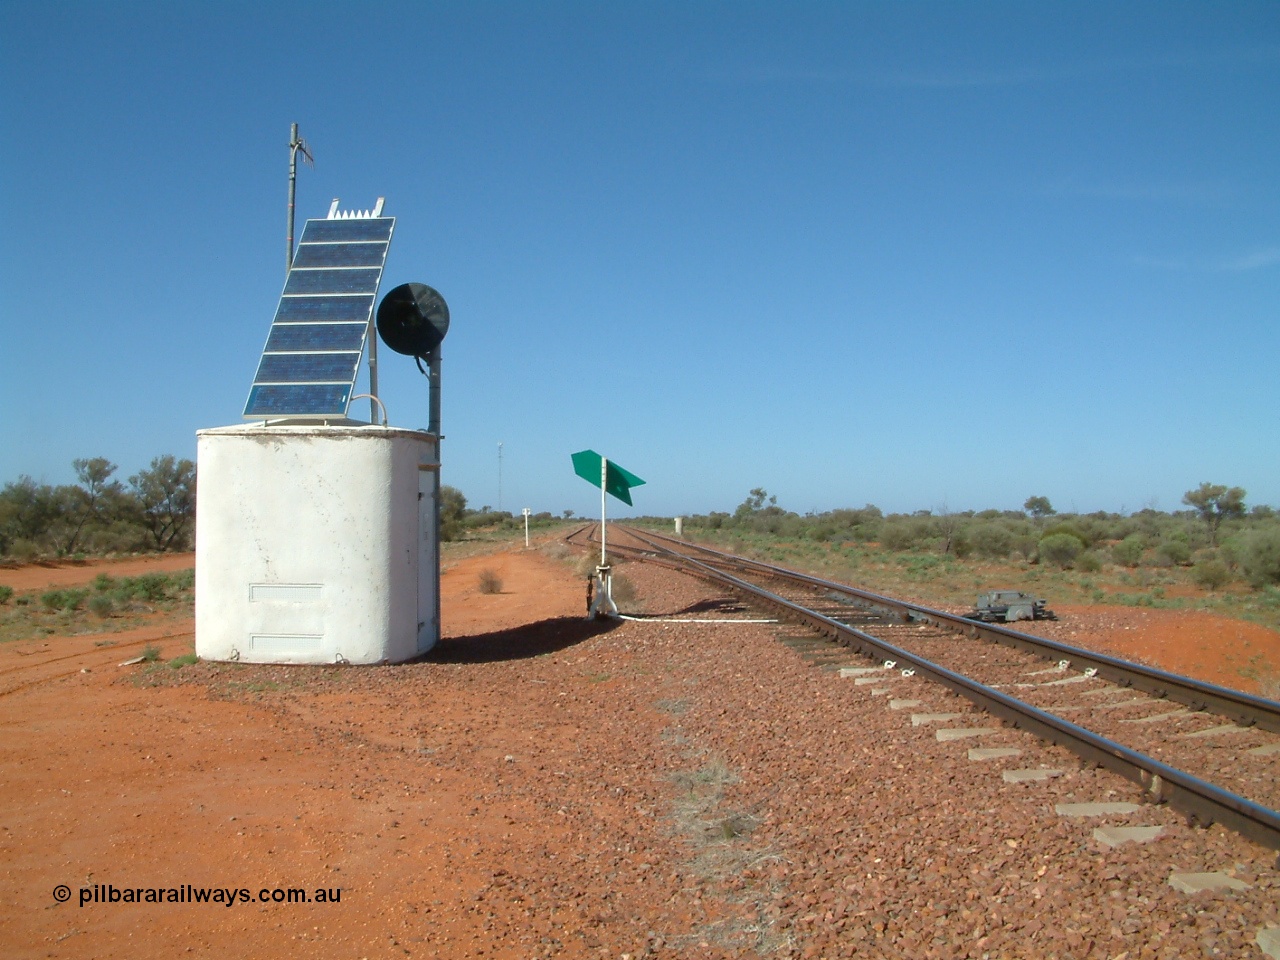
[0,464,561,559]
[7,464,1278,591]
[0,457,195,559]
[437,486,575,542]
[635,486,1280,589]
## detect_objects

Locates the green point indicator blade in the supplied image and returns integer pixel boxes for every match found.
[570,449,645,506]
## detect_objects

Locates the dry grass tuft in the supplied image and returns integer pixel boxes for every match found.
[477,569,503,594]
[666,756,788,954]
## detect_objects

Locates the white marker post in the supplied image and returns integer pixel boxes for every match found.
[522,507,531,548]
[600,457,608,568]
[593,457,616,617]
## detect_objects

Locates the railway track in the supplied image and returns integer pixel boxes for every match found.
[570,523,1280,855]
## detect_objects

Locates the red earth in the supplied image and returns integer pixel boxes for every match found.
[1017,604,1280,698]
[1,545,1277,958]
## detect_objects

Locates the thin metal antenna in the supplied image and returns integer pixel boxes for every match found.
[286,122,314,274]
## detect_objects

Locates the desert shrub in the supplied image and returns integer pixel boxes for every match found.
[168,653,198,669]
[1042,522,1091,547]
[1220,535,1245,571]
[87,594,114,617]
[900,554,948,580]
[878,524,912,550]
[0,585,12,605]
[1076,550,1103,573]
[1154,539,1192,567]
[1082,512,1131,543]
[1240,527,1280,588]
[7,540,38,562]
[140,644,160,662]
[807,523,837,542]
[83,521,149,554]
[1111,535,1145,568]
[41,589,88,612]
[477,569,503,594]
[438,485,468,541]
[1191,559,1231,592]
[574,553,627,577]
[846,520,881,543]
[880,517,933,551]
[93,573,114,592]
[968,523,1013,560]
[1039,533,1084,569]
[1010,534,1038,561]
[130,573,171,602]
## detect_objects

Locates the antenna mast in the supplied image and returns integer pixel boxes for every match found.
[286,122,314,274]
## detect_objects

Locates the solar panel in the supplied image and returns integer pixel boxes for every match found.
[243,212,394,420]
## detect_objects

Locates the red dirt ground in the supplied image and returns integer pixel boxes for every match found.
[0,553,197,591]
[1019,605,1280,698]
[1,547,1277,959]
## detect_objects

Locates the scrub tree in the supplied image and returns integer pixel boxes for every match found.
[1182,483,1246,547]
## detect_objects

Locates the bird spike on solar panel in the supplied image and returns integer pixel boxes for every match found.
[244,205,395,420]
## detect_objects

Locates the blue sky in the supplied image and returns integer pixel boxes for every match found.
[2,2,1277,519]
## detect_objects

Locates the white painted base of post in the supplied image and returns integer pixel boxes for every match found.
[588,565,619,619]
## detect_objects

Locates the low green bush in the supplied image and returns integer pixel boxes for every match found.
[41,588,88,612]
[1076,551,1103,573]
[1042,522,1092,547]
[1155,539,1192,566]
[130,573,171,602]
[1191,559,1231,592]
[1241,527,1280,588]
[1011,535,1038,561]
[969,523,1013,559]
[6,540,38,562]
[1111,535,1145,568]
[1039,533,1084,569]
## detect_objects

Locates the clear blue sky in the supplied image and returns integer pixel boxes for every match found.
[2,2,1277,519]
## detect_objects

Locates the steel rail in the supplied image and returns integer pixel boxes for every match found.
[618,526,1280,736]
[584,525,1280,853]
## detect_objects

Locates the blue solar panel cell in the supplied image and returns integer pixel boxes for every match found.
[254,353,362,383]
[300,218,394,243]
[244,211,395,419]
[290,241,389,269]
[283,268,383,296]
[273,296,375,323]
[264,323,368,352]
[245,383,352,418]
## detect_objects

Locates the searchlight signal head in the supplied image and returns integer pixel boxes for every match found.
[376,282,449,358]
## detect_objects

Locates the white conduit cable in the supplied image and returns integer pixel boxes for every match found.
[616,615,779,624]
